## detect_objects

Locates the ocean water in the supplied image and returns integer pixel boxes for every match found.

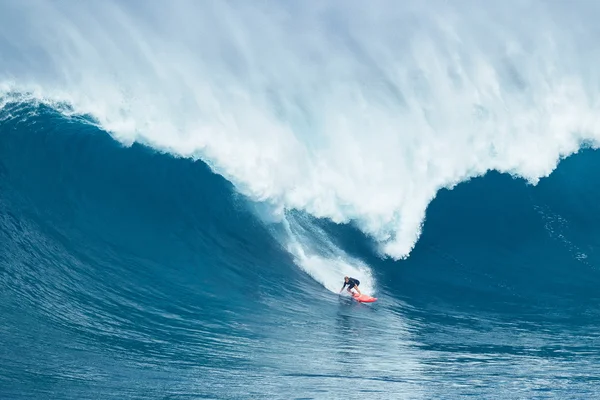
[2,1,600,399]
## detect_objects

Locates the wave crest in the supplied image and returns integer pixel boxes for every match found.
[2,0,600,258]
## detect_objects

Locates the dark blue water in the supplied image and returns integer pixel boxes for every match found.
[2,101,600,399]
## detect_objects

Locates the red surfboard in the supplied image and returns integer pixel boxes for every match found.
[352,292,377,303]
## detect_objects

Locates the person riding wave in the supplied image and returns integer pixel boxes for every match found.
[340,276,361,296]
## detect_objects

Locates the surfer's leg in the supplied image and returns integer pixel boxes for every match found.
[348,284,358,295]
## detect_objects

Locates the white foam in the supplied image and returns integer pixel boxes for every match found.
[1,1,600,260]
[277,213,376,294]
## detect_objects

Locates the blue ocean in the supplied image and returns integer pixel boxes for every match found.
[2,1,600,399]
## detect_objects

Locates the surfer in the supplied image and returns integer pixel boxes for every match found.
[340,276,362,296]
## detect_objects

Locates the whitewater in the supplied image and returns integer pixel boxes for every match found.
[3,0,600,262]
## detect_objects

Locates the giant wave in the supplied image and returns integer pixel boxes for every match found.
[2,1,600,399]
[3,0,600,260]
[1,97,600,399]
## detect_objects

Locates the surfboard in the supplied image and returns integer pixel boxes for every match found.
[352,292,377,303]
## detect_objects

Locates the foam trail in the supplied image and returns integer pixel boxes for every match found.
[2,1,600,259]
[280,213,375,295]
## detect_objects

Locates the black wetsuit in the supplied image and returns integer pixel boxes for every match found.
[343,277,360,290]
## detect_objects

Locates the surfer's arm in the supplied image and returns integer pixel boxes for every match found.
[339,283,346,293]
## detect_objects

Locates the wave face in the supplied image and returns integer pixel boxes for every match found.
[2,1,600,399]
